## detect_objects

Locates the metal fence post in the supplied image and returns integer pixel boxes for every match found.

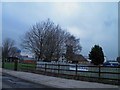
[14,59,18,71]
[98,65,101,79]
[58,64,60,76]
[2,60,5,68]
[34,61,37,72]
[45,63,47,74]
[75,64,78,79]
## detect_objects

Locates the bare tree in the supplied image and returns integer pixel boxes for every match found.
[2,38,20,58]
[22,19,70,61]
[2,38,18,67]
[65,35,82,62]
[43,25,69,61]
[9,47,19,57]
[0,46,2,59]
[22,19,82,62]
[117,56,120,63]
[2,38,15,60]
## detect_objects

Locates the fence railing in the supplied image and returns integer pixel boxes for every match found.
[3,61,120,85]
[36,62,120,83]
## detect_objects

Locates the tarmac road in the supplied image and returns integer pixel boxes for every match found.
[2,73,51,89]
[2,69,119,90]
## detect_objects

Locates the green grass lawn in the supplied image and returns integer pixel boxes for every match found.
[4,62,36,70]
[4,62,14,70]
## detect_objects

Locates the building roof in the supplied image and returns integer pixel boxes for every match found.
[72,54,88,62]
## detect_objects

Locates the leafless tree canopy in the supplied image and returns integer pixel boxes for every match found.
[22,19,82,61]
[117,56,120,63]
[0,46,2,59]
[65,35,82,61]
[2,38,19,61]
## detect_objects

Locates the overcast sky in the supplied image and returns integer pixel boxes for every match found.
[2,2,118,60]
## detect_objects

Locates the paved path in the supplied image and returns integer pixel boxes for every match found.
[2,69,120,89]
[2,73,51,88]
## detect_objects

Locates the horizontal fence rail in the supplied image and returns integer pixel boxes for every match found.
[36,62,120,82]
[3,61,120,85]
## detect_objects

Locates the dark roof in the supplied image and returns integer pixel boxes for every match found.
[73,54,88,62]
